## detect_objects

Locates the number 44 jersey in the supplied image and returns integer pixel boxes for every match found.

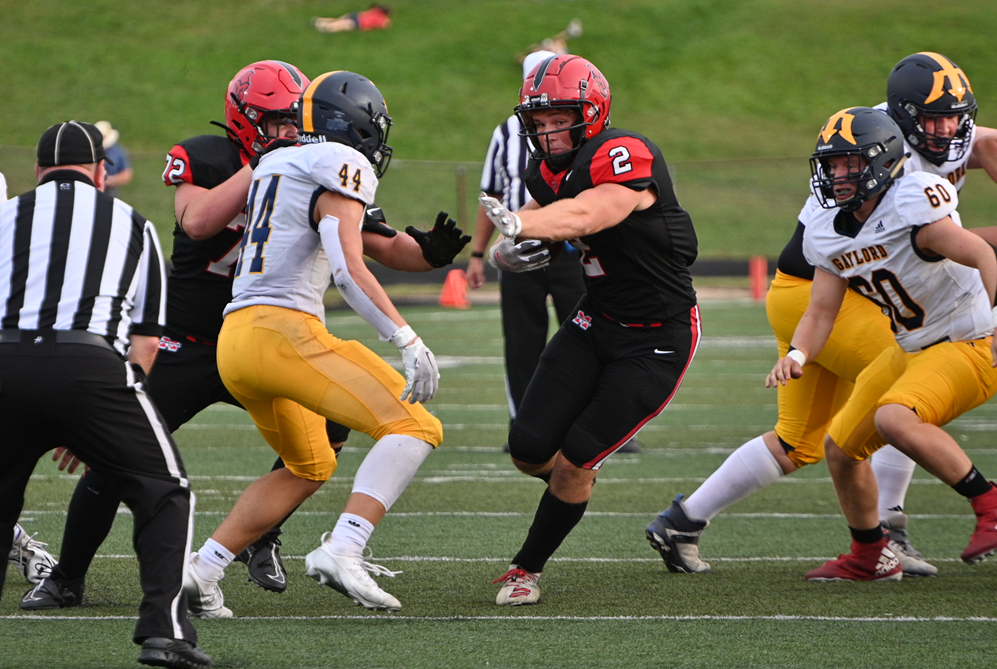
[226,142,378,321]
[801,170,993,352]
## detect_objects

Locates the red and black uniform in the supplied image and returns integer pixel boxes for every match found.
[510,129,701,469]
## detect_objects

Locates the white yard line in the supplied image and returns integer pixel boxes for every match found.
[6,613,996,622]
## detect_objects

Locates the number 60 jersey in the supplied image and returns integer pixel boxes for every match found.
[225,142,377,321]
[801,170,993,352]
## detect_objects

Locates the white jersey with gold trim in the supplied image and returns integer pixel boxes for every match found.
[873,102,976,190]
[802,171,992,352]
[225,143,378,320]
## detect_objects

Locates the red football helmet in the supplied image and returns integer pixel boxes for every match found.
[224,61,310,157]
[515,55,611,161]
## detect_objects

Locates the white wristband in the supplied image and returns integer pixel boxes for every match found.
[786,349,806,366]
[387,325,418,348]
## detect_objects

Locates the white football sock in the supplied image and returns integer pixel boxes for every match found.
[683,435,783,521]
[871,444,916,519]
[193,538,234,582]
[326,513,375,557]
[12,523,24,545]
[352,434,433,511]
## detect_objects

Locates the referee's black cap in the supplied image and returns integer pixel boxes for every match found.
[37,121,114,168]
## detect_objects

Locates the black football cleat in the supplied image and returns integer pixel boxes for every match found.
[646,495,711,574]
[20,574,85,610]
[235,532,287,593]
[138,637,212,669]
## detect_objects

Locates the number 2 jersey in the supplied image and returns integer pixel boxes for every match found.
[225,142,377,320]
[523,128,698,323]
[801,170,992,352]
[162,134,247,341]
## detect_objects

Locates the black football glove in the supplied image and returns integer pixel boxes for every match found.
[405,212,471,268]
[249,137,298,170]
[361,205,397,237]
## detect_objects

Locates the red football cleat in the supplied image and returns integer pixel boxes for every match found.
[962,484,997,564]
[806,538,902,582]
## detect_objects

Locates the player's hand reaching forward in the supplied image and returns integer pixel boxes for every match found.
[765,352,804,388]
[489,238,550,272]
[479,193,522,237]
[388,326,440,403]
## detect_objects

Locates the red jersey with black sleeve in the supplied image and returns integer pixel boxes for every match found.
[161,134,247,341]
[523,128,698,323]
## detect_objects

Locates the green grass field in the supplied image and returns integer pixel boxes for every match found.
[4,300,997,668]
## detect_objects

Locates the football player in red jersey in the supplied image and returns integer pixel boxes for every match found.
[481,55,700,605]
[23,60,467,612]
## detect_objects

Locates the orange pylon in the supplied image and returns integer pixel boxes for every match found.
[749,256,768,301]
[439,269,471,309]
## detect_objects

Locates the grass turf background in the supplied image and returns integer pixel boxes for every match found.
[2,0,997,257]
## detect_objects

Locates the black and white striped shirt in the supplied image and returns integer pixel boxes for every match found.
[480,115,532,212]
[0,170,166,355]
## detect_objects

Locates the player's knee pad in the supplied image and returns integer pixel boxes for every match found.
[352,435,433,511]
[508,423,557,465]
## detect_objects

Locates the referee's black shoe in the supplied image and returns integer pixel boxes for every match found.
[19,573,85,610]
[235,532,287,593]
[138,637,213,669]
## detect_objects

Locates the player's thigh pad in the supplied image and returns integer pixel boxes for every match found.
[510,323,602,465]
[879,337,997,427]
[548,307,698,470]
[828,344,908,461]
[217,306,442,455]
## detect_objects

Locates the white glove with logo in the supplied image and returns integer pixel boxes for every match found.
[479,193,522,238]
[488,237,550,272]
[389,326,440,404]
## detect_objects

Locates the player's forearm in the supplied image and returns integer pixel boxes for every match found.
[517,184,640,241]
[789,309,835,363]
[177,166,253,240]
[968,127,997,184]
[363,231,433,272]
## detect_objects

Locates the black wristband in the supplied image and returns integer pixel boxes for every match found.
[470,252,485,258]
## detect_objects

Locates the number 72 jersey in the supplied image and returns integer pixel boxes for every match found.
[801,170,993,352]
[226,142,378,321]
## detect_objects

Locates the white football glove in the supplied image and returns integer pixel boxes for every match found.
[389,326,440,404]
[478,193,522,238]
[488,237,551,273]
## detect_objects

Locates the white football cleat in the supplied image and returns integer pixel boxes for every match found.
[9,524,56,585]
[493,565,541,606]
[305,534,401,611]
[183,553,233,619]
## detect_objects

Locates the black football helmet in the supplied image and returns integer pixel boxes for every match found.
[297,71,393,177]
[810,107,907,212]
[886,52,977,166]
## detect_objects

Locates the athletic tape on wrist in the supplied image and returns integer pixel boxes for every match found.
[786,348,806,366]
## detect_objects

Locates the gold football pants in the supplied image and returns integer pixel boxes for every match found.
[766,271,896,466]
[217,304,443,481]
[829,336,997,461]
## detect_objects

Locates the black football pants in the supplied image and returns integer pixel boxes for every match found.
[0,339,196,644]
[509,297,702,469]
[500,248,585,418]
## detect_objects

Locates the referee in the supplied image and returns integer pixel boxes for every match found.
[0,122,211,669]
